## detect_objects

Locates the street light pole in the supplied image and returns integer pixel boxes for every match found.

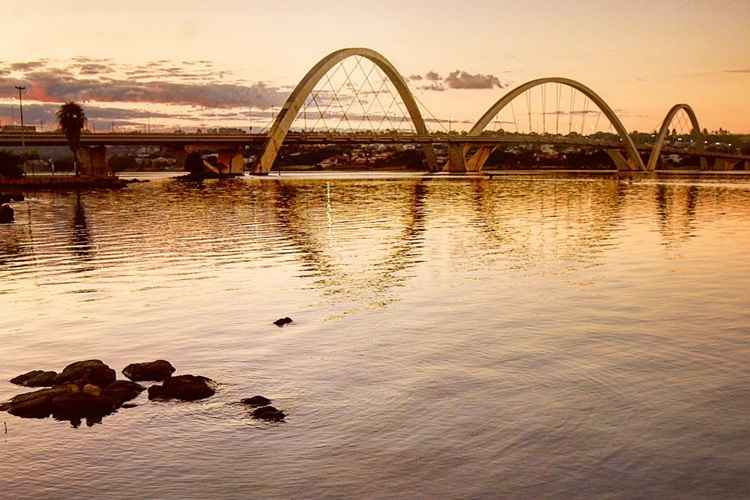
[14,86,26,147]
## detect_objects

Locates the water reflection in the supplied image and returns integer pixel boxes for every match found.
[3,175,750,498]
[71,194,93,260]
[2,176,750,307]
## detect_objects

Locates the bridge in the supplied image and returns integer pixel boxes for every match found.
[1,47,749,175]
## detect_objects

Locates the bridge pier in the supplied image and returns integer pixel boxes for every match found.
[217,148,246,175]
[713,158,738,171]
[172,147,187,170]
[606,150,640,171]
[184,144,245,176]
[445,144,468,172]
[466,146,495,172]
[79,146,111,177]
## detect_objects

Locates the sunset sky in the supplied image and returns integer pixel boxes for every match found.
[1,0,748,132]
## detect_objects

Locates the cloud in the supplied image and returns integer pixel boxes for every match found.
[419,83,445,92]
[425,71,441,82]
[444,70,504,89]
[0,70,288,109]
[72,63,114,76]
[725,68,750,73]
[8,60,48,72]
[410,69,508,91]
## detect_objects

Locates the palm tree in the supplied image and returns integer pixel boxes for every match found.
[56,102,86,176]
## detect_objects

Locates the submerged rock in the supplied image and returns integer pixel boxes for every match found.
[2,380,142,424]
[4,384,80,419]
[50,393,117,421]
[122,360,176,382]
[10,370,58,387]
[54,360,116,388]
[148,375,216,401]
[103,380,144,405]
[0,204,13,224]
[241,395,272,407]
[251,406,286,422]
[273,317,293,327]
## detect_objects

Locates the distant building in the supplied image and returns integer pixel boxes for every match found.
[205,127,247,135]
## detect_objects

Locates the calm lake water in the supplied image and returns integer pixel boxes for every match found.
[2,173,750,499]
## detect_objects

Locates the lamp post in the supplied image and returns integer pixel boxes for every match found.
[14,85,26,147]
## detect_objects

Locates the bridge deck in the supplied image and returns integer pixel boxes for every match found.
[0,132,747,161]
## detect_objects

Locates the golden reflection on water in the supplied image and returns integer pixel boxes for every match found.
[2,174,750,498]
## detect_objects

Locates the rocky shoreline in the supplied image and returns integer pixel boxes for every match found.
[1,359,285,428]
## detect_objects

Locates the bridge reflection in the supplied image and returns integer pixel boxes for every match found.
[1,177,748,312]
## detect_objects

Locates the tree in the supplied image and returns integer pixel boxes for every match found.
[56,102,86,176]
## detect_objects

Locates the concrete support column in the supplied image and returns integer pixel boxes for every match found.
[713,158,736,171]
[606,150,639,171]
[445,143,468,172]
[79,146,110,177]
[218,148,245,175]
[466,146,495,172]
[422,145,438,172]
[173,147,187,171]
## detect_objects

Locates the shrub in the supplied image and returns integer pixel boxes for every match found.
[0,150,24,178]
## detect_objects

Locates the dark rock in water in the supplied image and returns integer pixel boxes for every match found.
[10,370,58,387]
[0,204,13,224]
[274,317,293,327]
[2,379,140,425]
[103,380,145,405]
[148,375,216,401]
[4,384,80,419]
[241,395,272,407]
[50,393,117,421]
[54,360,116,388]
[251,405,286,422]
[122,360,176,382]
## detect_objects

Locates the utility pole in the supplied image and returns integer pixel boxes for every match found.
[14,86,26,147]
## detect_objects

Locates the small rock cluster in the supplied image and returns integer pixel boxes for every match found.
[0,360,142,427]
[1,359,215,427]
[241,395,286,422]
[2,359,287,427]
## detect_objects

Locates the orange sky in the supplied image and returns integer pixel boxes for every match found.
[1,0,749,132]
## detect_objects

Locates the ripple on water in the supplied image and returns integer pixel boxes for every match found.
[1,175,750,498]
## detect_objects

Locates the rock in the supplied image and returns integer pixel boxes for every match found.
[82,384,102,397]
[54,360,116,388]
[241,395,272,407]
[148,375,216,401]
[10,370,58,387]
[274,317,293,327]
[251,406,286,422]
[4,385,80,419]
[0,204,13,224]
[50,393,117,421]
[122,360,175,382]
[102,381,144,405]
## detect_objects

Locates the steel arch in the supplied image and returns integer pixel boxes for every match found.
[647,104,706,171]
[461,77,645,172]
[256,48,436,173]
